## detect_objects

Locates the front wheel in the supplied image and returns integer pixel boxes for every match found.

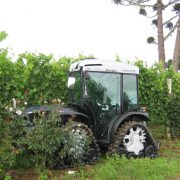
[108,121,157,158]
[53,121,100,168]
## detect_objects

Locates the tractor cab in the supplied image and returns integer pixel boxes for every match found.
[67,59,147,141]
[68,59,139,113]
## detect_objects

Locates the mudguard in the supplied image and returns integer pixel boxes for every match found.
[108,111,151,142]
[22,105,89,122]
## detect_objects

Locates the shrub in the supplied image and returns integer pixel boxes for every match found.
[0,116,17,177]
[166,94,180,137]
[136,61,168,124]
[24,111,68,168]
[136,61,180,136]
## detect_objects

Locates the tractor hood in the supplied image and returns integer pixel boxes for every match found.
[23,105,88,121]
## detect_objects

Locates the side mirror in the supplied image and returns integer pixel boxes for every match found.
[67,77,76,89]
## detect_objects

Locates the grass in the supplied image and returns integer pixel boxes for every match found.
[61,156,180,180]
[60,124,180,180]
[12,124,180,180]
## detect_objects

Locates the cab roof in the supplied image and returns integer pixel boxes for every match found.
[70,59,139,74]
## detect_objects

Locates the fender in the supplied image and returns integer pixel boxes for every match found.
[59,108,89,119]
[23,105,89,122]
[108,111,150,142]
[60,108,90,124]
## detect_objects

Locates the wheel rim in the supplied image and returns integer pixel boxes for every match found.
[123,126,146,155]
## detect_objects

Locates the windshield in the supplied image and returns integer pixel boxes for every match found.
[86,72,121,107]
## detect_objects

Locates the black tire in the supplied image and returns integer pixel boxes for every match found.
[53,121,100,168]
[108,121,157,158]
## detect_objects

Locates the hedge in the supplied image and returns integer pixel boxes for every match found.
[0,51,71,106]
[136,61,180,136]
[0,50,179,136]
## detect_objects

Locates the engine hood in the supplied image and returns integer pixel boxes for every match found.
[23,105,88,119]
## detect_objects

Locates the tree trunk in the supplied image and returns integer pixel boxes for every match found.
[157,0,166,69]
[172,16,180,72]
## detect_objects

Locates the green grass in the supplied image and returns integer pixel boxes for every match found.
[10,125,180,180]
[60,125,180,180]
[61,155,180,180]
[149,123,166,139]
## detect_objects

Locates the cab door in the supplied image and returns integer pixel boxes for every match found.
[85,72,121,138]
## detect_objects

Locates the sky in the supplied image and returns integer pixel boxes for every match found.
[0,0,176,66]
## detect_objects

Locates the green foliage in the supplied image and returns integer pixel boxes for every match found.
[136,60,180,135]
[147,36,156,44]
[36,167,48,180]
[24,111,66,168]
[0,31,8,42]
[16,53,71,105]
[0,52,70,106]
[0,116,17,176]
[167,94,180,137]
[136,61,167,123]
[0,108,33,178]
[0,51,16,105]
[62,155,180,180]
[0,109,94,172]
[4,175,13,180]
[0,108,80,173]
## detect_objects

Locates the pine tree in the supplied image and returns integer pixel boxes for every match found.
[113,0,180,70]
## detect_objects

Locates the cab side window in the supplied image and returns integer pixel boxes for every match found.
[123,75,138,112]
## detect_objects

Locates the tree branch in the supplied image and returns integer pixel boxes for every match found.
[146,13,157,18]
[163,14,179,25]
[164,0,180,9]
[115,0,154,7]
[164,21,178,40]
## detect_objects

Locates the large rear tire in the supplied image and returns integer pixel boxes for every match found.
[53,121,100,168]
[108,121,157,158]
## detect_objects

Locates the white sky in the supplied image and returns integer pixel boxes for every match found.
[0,0,176,66]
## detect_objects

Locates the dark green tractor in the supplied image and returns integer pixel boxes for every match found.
[24,59,158,167]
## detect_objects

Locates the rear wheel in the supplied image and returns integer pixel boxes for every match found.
[108,121,157,158]
[53,121,100,168]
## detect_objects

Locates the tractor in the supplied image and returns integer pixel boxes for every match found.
[24,59,158,167]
